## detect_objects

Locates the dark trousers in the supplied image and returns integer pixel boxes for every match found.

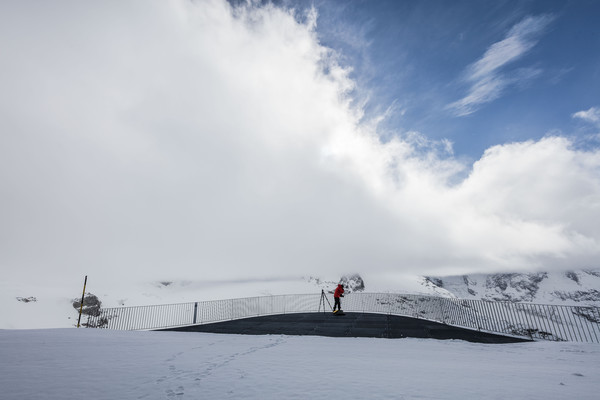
[334,297,341,311]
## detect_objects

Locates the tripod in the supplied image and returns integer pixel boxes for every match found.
[318,289,333,313]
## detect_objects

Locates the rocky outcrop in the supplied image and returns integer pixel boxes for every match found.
[424,270,600,306]
[483,273,547,302]
[340,274,365,292]
[72,292,102,317]
[16,296,37,303]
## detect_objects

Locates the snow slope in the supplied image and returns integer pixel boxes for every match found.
[1,329,598,400]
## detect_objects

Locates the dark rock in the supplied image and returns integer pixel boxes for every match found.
[16,296,37,303]
[424,277,444,288]
[565,271,580,285]
[72,293,102,317]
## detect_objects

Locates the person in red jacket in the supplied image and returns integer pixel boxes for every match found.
[333,284,344,312]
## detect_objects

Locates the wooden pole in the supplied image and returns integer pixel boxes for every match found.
[77,276,88,328]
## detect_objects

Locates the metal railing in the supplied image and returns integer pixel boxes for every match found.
[344,293,600,343]
[85,292,600,343]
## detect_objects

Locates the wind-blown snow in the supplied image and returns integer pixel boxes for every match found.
[1,329,598,399]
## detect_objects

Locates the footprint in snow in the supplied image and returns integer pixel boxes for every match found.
[166,386,184,397]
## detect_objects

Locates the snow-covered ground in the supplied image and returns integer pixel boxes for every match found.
[1,328,599,400]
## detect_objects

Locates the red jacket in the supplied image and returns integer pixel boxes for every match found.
[334,285,344,298]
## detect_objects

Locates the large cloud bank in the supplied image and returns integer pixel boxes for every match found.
[1,0,599,285]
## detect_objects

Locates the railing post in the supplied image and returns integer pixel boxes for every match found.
[193,302,198,324]
[76,275,88,328]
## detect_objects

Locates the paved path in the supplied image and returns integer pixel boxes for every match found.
[163,312,530,343]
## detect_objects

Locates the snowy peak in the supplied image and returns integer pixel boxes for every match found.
[424,270,600,306]
[305,274,365,293]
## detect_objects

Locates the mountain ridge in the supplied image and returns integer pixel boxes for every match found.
[423,269,600,307]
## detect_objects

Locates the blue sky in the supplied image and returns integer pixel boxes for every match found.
[312,0,600,159]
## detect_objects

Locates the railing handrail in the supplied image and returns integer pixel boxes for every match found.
[94,292,598,311]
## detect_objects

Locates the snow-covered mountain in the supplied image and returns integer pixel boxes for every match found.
[422,270,600,307]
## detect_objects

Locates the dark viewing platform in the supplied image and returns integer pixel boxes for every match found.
[162,312,531,343]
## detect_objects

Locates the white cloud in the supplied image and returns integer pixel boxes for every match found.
[573,107,600,125]
[0,1,599,288]
[448,15,552,116]
[446,75,508,117]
